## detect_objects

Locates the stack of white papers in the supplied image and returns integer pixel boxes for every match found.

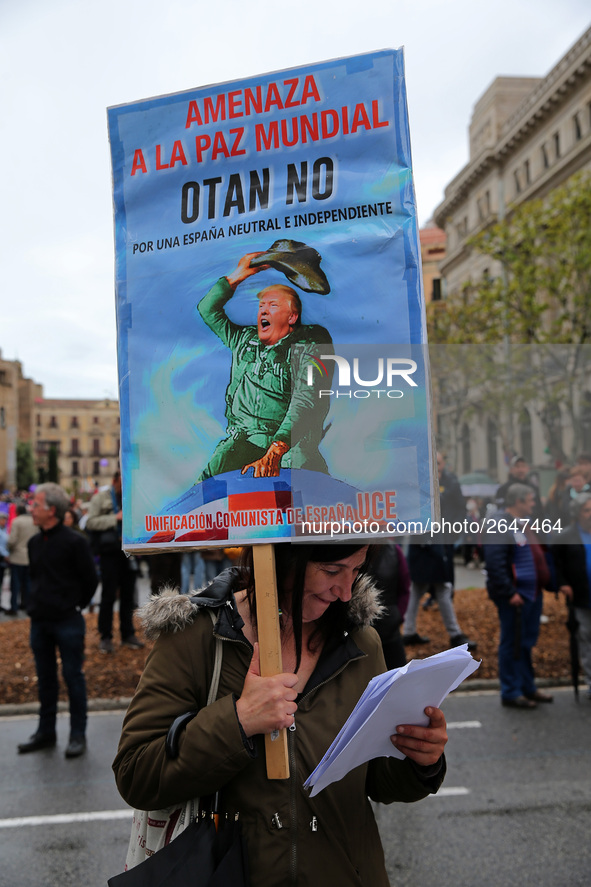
[304,645,480,797]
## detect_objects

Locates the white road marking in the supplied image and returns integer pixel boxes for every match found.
[430,722,479,796]
[0,810,133,829]
[0,785,473,828]
[3,722,480,826]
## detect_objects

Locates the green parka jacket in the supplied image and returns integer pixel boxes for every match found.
[112,570,445,887]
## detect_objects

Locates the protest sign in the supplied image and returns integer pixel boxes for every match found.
[108,49,436,551]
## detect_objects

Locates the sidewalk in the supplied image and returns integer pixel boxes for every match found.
[1,559,575,716]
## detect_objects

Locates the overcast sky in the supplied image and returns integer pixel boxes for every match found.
[1,0,589,400]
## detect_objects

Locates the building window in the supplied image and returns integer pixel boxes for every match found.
[524,159,530,185]
[574,112,582,141]
[72,460,79,477]
[36,414,41,427]
[456,215,468,239]
[541,143,549,169]
[93,460,100,476]
[50,416,57,428]
[542,403,563,457]
[513,169,522,195]
[432,278,442,302]
[38,440,60,456]
[519,408,533,464]
[92,438,100,456]
[582,393,591,452]
[71,438,80,456]
[71,416,79,428]
[0,407,5,429]
[461,423,471,473]
[477,190,491,222]
[487,418,498,473]
[93,416,99,424]
[553,131,560,159]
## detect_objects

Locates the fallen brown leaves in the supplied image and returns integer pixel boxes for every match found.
[0,587,574,706]
[403,585,573,684]
[0,612,154,706]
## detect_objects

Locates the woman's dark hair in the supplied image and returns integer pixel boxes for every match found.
[240,543,371,671]
[64,507,80,528]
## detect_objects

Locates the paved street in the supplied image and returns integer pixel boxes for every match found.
[1,688,590,886]
[377,687,591,887]
[0,709,129,887]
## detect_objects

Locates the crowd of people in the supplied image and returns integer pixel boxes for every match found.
[0,474,239,625]
[1,450,590,778]
[399,450,591,708]
[0,474,242,761]
[1,453,590,886]
[460,452,591,569]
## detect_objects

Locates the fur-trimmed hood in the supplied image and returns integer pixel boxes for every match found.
[140,566,384,641]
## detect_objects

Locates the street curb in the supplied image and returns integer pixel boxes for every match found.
[0,677,575,716]
[0,698,134,717]
[456,676,572,693]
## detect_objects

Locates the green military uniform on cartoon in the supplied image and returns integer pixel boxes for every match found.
[198,278,333,480]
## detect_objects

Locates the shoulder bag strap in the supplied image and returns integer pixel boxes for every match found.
[206,608,223,705]
[165,608,223,760]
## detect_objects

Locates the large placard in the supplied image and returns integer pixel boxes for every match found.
[108,50,435,550]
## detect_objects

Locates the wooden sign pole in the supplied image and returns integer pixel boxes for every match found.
[252,543,290,780]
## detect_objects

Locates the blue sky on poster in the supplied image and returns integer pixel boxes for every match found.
[1,0,589,400]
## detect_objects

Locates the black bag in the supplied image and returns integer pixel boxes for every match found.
[107,814,249,887]
[99,528,121,552]
[108,615,249,886]
[88,528,121,555]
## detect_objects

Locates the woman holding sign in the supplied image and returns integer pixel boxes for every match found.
[113,544,447,886]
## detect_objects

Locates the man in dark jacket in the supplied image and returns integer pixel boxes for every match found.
[403,541,476,650]
[366,541,410,669]
[552,492,591,700]
[403,452,476,651]
[418,452,468,613]
[437,451,466,540]
[495,456,543,519]
[86,471,143,654]
[18,483,98,757]
[484,483,552,709]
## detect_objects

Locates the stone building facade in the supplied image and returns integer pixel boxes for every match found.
[434,26,591,298]
[432,26,591,488]
[0,355,20,491]
[0,353,42,491]
[34,398,120,494]
[0,348,120,495]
